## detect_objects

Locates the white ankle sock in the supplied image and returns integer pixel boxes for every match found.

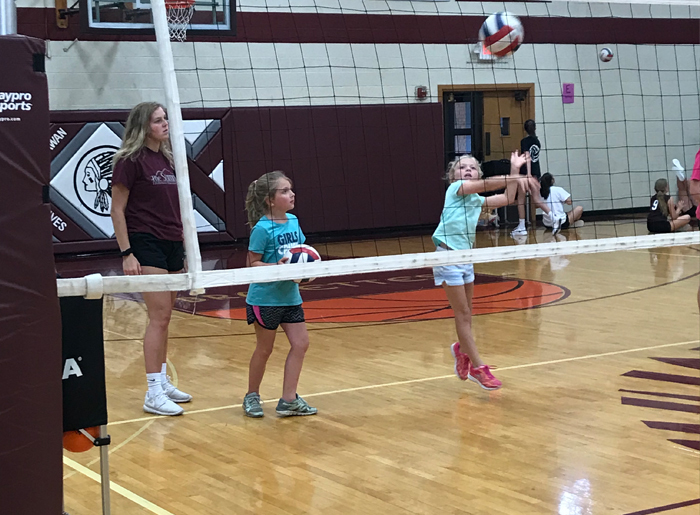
[517,219,526,229]
[160,363,168,385]
[147,373,164,396]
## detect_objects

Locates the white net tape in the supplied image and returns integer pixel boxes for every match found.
[166,5,194,42]
[56,232,700,298]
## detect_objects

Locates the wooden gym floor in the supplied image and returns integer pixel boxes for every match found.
[59,222,700,515]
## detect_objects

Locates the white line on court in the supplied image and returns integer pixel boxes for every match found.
[63,456,175,515]
[111,339,699,426]
[673,445,700,456]
[79,339,697,512]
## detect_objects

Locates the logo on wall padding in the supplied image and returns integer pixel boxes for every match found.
[74,145,117,216]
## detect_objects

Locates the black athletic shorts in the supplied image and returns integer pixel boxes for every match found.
[246,304,305,330]
[682,206,697,219]
[647,220,672,234]
[561,218,570,230]
[129,232,185,272]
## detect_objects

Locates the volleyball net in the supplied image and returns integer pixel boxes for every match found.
[56,0,700,298]
[57,231,699,298]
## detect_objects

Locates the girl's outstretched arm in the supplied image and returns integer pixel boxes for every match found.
[525,177,552,214]
[458,151,529,197]
[482,152,530,208]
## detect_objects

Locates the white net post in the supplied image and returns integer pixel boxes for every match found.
[150,0,202,287]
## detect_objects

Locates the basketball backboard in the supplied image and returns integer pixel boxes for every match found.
[78,0,235,36]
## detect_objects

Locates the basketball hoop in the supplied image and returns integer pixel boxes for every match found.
[165,0,194,42]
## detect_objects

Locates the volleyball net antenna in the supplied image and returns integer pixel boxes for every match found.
[57,0,700,298]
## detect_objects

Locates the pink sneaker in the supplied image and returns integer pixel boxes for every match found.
[468,364,502,390]
[450,342,471,380]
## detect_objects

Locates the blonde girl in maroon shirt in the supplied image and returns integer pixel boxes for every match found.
[111,102,191,417]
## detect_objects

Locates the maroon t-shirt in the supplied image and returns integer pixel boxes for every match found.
[112,148,183,241]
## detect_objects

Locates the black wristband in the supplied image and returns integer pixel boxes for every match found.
[120,248,133,257]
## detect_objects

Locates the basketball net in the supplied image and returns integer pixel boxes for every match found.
[472,42,496,62]
[165,0,194,42]
[472,41,512,65]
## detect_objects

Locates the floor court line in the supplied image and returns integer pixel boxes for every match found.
[63,456,175,515]
[673,445,700,456]
[110,339,698,426]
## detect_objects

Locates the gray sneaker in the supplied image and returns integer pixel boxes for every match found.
[162,376,192,403]
[143,391,184,416]
[276,395,317,417]
[243,392,264,418]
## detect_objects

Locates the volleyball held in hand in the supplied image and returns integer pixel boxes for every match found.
[282,244,322,283]
[479,12,524,58]
[599,47,614,62]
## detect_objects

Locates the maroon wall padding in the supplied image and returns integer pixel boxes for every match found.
[50,102,444,253]
[50,203,93,242]
[0,36,63,514]
[18,7,700,45]
[50,122,85,157]
[226,103,444,238]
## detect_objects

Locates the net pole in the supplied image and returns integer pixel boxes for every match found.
[0,0,17,35]
[150,0,202,283]
[99,425,111,515]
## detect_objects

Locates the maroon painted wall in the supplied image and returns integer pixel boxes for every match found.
[17,8,700,44]
[226,104,444,238]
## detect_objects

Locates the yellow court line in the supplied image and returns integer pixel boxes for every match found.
[166,357,179,386]
[103,328,138,340]
[63,456,175,515]
[111,339,698,426]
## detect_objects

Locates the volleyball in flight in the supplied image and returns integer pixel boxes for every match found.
[283,244,322,283]
[479,12,524,58]
[599,47,614,62]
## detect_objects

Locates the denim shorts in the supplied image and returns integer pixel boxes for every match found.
[432,246,475,286]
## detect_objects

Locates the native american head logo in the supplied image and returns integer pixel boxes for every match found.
[74,145,118,216]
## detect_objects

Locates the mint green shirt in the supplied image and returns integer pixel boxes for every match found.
[432,181,485,250]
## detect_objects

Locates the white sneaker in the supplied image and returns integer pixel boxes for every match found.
[162,376,192,403]
[144,391,184,416]
[511,227,527,237]
[573,220,584,228]
[551,217,562,236]
[673,159,685,181]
